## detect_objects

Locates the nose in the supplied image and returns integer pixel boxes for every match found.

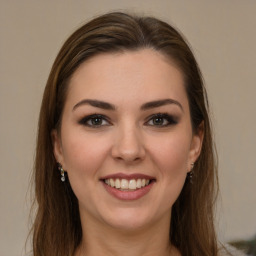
[111,124,146,163]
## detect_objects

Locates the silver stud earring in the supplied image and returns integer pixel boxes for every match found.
[58,163,66,182]
[188,162,194,184]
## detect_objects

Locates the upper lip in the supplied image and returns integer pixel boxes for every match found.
[100,173,156,180]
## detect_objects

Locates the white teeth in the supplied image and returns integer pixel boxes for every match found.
[104,178,151,190]
[121,179,129,189]
[115,179,121,188]
[136,179,142,188]
[110,178,115,187]
[129,179,137,190]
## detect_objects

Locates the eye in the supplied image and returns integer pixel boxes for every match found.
[78,114,111,127]
[145,113,178,127]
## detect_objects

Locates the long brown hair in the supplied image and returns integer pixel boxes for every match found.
[31,12,218,256]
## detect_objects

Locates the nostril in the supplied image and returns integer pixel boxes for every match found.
[112,144,146,161]
[114,155,143,163]
[111,132,146,162]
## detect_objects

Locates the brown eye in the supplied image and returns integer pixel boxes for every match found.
[90,117,103,126]
[146,113,178,127]
[79,114,111,127]
[152,116,165,125]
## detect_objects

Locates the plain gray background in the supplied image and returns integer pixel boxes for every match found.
[1,1,256,255]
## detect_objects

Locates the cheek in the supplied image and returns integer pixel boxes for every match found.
[144,131,192,214]
[60,131,112,210]
[61,130,110,177]
[147,129,192,198]
[152,134,191,173]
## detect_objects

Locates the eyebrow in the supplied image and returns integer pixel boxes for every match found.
[73,99,116,111]
[73,98,183,112]
[140,99,183,111]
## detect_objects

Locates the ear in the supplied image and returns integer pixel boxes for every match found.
[187,122,204,172]
[51,129,66,169]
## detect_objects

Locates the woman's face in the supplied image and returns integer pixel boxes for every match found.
[53,49,203,231]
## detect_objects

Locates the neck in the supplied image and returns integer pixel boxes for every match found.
[75,211,180,256]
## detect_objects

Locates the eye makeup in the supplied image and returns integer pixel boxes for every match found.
[77,112,179,129]
[78,114,111,128]
[145,113,179,127]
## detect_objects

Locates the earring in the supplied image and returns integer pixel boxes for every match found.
[188,162,194,184]
[58,163,66,182]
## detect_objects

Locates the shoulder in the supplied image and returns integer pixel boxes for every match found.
[219,244,247,256]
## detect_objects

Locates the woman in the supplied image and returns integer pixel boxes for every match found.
[30,12,244,256]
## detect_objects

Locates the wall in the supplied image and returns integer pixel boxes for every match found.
[0,1,255,255]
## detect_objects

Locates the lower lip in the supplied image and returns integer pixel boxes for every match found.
[102,181,155,200]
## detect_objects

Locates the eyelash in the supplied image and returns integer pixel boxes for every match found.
[78,113,178,128]
[145,113,178,127]
[78,114,111,127]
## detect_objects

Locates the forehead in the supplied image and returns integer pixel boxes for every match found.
[66,49,189,110]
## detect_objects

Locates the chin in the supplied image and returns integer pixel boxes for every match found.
[99,206,167,232]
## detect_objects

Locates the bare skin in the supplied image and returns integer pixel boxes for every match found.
[74,200,181,256]
[75,212,181,256]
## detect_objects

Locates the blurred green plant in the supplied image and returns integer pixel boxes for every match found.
[229,235,256,255]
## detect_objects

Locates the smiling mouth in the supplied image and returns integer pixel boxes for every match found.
[102,178,155,191]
